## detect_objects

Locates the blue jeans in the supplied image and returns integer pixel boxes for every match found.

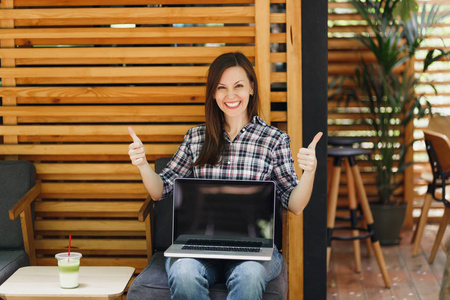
[165,247,283,300]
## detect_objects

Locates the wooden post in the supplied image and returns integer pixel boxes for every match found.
[254,0,271,124]
[286,0,304,299]
[404,56,416,229]
[0,0,18,160]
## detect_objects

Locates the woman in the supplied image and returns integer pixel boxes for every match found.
[128,52,322,300]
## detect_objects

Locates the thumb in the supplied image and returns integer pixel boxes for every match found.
[307,132,323,150]
[128,126,142,144]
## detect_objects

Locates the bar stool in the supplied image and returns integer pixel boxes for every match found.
[327,136,372,262]
[326,137,369,193]
[327,147,391,288]
[327,136,369,147]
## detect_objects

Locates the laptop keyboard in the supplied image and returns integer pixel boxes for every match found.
[182,239,262,253]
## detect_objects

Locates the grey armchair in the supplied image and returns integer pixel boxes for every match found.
[127,157,287,300]
[0,161,38,285]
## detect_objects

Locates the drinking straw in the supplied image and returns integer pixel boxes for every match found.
[68,234,72,259]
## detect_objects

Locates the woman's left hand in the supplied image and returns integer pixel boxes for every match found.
[297,132,323,173]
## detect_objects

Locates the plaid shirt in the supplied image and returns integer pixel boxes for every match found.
[159,116,299,209]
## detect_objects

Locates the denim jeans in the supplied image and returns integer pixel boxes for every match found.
[165,246,283,300]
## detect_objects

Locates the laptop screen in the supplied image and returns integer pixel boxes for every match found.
[172,178,276,247]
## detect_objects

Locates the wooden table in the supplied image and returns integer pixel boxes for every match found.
[0,266,135,300]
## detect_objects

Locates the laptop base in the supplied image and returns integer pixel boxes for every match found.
[164,245,273,261]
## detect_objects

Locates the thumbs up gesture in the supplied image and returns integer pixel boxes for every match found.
[297,132,323,173]
[128,127,148,167]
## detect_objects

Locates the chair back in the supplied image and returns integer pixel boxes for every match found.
[423,129,450,206]
[423,129,450,173]
[427,115,450,140]
[151,157,283,252]
[152,157,175,252]
[0,161,36,249]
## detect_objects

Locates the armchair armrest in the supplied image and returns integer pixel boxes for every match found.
[9,181,41,221]
[138,195,155,222]
[7,180,40,266]
[138,195,155,260]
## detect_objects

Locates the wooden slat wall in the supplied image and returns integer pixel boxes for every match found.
[328,0,450,226]
[0,0,302,297]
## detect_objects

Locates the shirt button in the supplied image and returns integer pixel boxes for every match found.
[242,128,246,132]
[227,161,231,165]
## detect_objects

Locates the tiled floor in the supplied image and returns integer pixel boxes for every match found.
[327,224,448,299]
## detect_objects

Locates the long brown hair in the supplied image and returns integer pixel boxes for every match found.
[194,52,260,166]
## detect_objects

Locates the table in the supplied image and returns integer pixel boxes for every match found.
[0,266,135,300]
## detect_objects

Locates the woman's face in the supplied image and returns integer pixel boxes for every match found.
[215,66,254,123]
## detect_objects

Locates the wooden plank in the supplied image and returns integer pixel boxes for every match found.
[0,125,193,136]
[0,26,254,39]
[0,66,209,79]
[14,115,204,123]
[41,182,147,196]
[15,77,201,85]
[35,163,147,180]
[34,239,147,253]
[271,33,287,44]
[0,86,206,104]
[35,202,144,217]
[35,220,146,235]
[35,163,139,174]
[0,105,205,117]
[328,2,355,10]
[17,135,181,143]
[0,144,178,156]
[328,14,364,21]
[0,7,255,26]
[270,13,286,24]
[328,51,376,63]
[0,46,255,65]
[4,27,255,46]
[328,40,364,50]
[271,72,287,83]
[14,0,256,7]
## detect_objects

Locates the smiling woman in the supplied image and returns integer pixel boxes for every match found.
[214,66,254,138]
[195,52,261,167]
[127,51,323,300]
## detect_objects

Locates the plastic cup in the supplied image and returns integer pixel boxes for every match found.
[55,252,82,288]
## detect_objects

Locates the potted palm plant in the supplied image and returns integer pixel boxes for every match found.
[346,0,449,245]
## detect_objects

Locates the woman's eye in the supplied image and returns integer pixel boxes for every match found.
[235,84,243,88]
[217,86,226,90]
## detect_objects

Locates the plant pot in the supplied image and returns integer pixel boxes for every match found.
[369,202,407,246]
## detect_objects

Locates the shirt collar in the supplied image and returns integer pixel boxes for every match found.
[222,115,264,142]
[251,115,267,126]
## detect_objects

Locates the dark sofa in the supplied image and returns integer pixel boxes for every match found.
[0,161,36,285]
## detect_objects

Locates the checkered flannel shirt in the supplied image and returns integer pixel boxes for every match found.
[159,116,299,209]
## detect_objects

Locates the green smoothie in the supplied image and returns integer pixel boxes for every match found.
[55,252,82,288]
[58,260,80,273]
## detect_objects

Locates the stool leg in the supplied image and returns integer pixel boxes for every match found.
[349,158,391,288]
[412,191,433,256]
[327,158,342,269]
[363,219,373,257]
[327,157,333,197]
[429,207,450,264]
[345,159,361,273]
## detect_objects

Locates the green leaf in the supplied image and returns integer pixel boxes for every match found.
[423,49,450,72]
[393,0,419,22]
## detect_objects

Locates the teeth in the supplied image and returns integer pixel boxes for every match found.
[225,102,240,108]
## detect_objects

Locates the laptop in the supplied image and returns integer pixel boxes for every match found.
[164,178,276,261]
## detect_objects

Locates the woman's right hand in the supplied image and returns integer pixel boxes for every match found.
[128,127,148,167]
